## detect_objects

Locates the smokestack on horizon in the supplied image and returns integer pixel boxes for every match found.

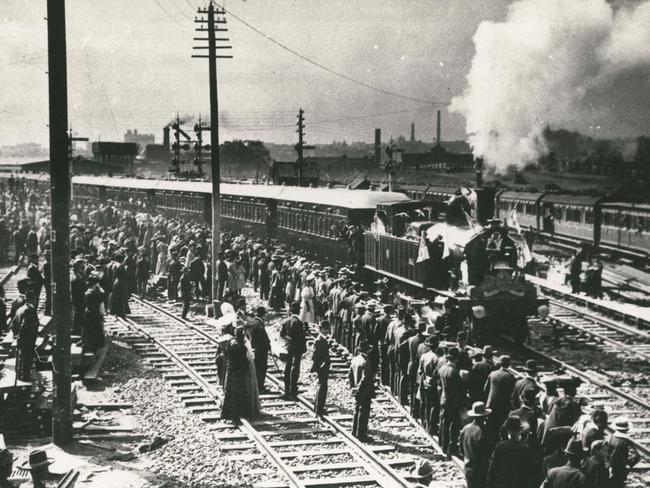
[436,110,441,146]
[163,126,170,151]
[374,128,381,166]
[410,122,415,142]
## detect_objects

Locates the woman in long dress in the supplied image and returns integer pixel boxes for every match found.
[81,277,106,354]
[155,240,168,276]
[221,327,255,423]
[269,262,284,311]
[299,275,316,324]
[244,333,261,416]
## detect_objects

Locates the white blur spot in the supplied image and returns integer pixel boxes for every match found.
[439,61,444,67]
[400,55,405,60]
[374,45,378,49]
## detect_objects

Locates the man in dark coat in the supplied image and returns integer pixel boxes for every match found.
[438,346,464,456]
[374,304,392,386]
[542,439,587,488]
[582,440,610,488]
[607,417,640,488]
[258,253,269,300]
[26,253,43,308]
[249,307,271,393]
[508,387,542,448]
[71,260,87,335]
[406,320,427,416]
[349,343,374,440]
[25,227,38,256]
[434,299,460,336]
[485,355,516,439]
[460,401,492,488]
[15,290,39,382]
[395,316,416,405]
[179,268,192,320]
[216,252,228,300]
[310,320,331,416]
[167,252,182,301]
[136,251,150,299]
[488,416,539,488]
[468,345,495,403]
[12,225,24,265]
[418,334,439,435]
[511,360,541,409]
[280,301,307,398]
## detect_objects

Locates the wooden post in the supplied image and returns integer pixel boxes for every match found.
[47,0,73,445]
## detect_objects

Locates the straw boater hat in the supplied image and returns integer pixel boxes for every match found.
[612,416,630,433]
[468,401,491,417]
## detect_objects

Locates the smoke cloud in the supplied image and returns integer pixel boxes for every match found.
[450,0,650,173]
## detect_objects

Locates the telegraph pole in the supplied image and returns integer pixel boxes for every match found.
[295,108,314,187]
[194,1,232,302]
[47,0,73,446]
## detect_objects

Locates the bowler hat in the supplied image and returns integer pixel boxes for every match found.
[255,306,266,317]
[21,449,54,471]
[483,345,494,356]
[468,401,491,417]
[564,439,585,458]
[411,459,434,479]
[447,346,460,360]
[612,416,630,433]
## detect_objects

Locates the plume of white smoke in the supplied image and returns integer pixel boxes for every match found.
[450,0,650,173]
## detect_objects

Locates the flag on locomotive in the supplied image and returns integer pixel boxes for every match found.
[365,186,548,345]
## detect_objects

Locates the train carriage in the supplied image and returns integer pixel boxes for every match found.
[600,202,650,260]
[496,191,544,231]
[539,194,603,245]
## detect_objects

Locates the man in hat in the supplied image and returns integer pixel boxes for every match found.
[167,251,182,301]
[485,355,516,438]
[460,401,492,488]
[349,342,375,441]
[310,320,331,416]
[582,440,610,488]
[607,416,640,488]
[360,301,378,371]
[216,252,229,301]
[385,306,404,394]
[582,409,609,451]
[541,439,587,488]
[179,268,192,320]
[508,387,542,447]
[468,345,495,403]
[438,346,464,456]
[280,302,307,399]
[409,459,434,488]
[407,319,428,416]
[434,299,460,337]
[396,315,416,405]
[14,289,39,382]
[0,447,14,488]
[488,416,539,488]
[328,277,343,344]
[71,258,87,335]
[21,448,58,488]
[249,306,271,393]
[26,253,43,309]
[512,360,541,409]
[418,333,439,435]
[375,303,392,386]
[136,249,150,299]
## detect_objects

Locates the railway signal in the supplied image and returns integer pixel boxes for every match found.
[193,1,233,304]
[384,140,403,192]
[296,108,315,186]
[193,117,211,175]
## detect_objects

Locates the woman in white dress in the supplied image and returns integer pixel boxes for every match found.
[299,274,316,324]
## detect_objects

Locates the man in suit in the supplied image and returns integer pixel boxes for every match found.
[374,304,392,386]
[508,387,542,448]
[607,417,640,488]
[438,346,465,456]
[542,439,588,488]
[15,289,39,382]
[26,253,43,308]
[460,401,492,488]
[512,359,541,409]
[280,301,307,399]
[488,416,540,488]
[249,307,271,393]
[136,250,150,299]
[396,315,416,405]
[349,342,375,441]
[179,268,192,320]
[311,320,331,416]
[485,355,516,439]
[418,334,439,435]
[167,252,182,301]
[468,345,495,403]
[406,320,427,417]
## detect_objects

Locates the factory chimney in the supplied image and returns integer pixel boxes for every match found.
[374,128,381,166]
[163,126,170,151]
[410,123,415,142]
[436,110,441,146]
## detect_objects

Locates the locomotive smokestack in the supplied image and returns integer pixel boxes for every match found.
[436,110,441,146]
[163,126,170,151]
[374,128,381,166]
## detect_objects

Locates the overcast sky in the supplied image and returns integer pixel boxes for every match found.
[1,0,512,146]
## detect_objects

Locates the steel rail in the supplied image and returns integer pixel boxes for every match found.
[132,296,414,488]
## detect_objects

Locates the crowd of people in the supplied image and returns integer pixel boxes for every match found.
[0,176,642,488]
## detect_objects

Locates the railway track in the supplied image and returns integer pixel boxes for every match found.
[107,296,460,488]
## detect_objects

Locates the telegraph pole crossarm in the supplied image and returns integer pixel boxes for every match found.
[193,1,232,305]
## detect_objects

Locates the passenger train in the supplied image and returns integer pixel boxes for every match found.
[2,173,549,344]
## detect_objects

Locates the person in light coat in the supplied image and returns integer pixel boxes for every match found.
[299,274,316,324]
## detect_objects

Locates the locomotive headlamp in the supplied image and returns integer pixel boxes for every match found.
[472,305,486,319]
[537,304,550,318]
